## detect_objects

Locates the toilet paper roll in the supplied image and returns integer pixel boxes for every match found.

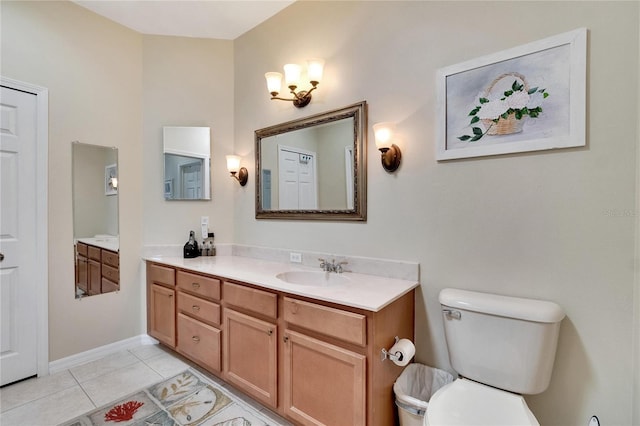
[389,338,415,367]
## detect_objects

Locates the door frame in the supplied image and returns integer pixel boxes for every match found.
[1,76,49,378]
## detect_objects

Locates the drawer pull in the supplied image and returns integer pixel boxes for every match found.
[192,305,200,311]
[192,336,200,342]
[192,282,200,288]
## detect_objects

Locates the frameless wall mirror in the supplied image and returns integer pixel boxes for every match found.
[255,101,367,221]
[163,126,211,200]
[72,142,119,299]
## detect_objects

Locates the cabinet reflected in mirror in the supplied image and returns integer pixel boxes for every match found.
[72,142,119,299]
[163,127,211,200]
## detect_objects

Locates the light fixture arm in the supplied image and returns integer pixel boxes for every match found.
[270,83,318,108]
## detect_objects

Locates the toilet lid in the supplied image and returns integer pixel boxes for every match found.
[425,378,539,426]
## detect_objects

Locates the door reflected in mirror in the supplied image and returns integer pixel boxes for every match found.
[72,142,119,299]
[163,126,211,200]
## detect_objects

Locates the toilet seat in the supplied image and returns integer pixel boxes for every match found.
[424,378,539,426]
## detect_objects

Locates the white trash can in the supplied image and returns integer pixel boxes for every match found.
[393,363,454,426]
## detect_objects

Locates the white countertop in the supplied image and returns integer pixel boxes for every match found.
[143,255,419,312]
[77,237,119,253]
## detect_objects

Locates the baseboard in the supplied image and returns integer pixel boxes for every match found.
[48,334,159,375]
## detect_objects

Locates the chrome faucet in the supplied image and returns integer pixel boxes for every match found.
[318,258,348,273]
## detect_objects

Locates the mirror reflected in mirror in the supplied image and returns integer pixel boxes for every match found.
[72,142,119,299]
[163,126,211,200]
[255,101,367,221]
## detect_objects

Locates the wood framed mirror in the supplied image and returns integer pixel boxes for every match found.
[255,101,367,221]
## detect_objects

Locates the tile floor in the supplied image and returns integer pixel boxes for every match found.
[0,343,292,426]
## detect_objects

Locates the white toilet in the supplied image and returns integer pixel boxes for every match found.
[425,288,565,426]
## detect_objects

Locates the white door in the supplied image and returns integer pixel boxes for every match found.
[181,162,202,199]
[0,85,40,385]
[278,147,317,210]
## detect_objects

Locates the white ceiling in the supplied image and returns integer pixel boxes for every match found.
[73,0,295,40]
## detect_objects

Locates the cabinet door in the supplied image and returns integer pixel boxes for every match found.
[148,283,176,347]
[76,255,88,293]
[284,330,366,426]
[223,308,277,408]
[88,259,101,296]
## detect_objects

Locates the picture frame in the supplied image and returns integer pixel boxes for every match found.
[105,163,118,196]
[436,28,587,161]
[164,179,173,199]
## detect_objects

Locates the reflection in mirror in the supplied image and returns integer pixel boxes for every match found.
[72,142,119,299]
[256,101,367,221]
[163,127,211,200]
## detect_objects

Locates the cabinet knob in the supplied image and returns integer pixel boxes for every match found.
[192,305,200,311]
[192,336,200,342]
[283,336,289,343]
[267,329,273,336]
[0,252,4,262]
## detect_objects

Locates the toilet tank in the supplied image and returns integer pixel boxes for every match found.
[439,288,565,395]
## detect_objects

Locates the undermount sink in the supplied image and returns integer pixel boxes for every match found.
[276,271,350,286]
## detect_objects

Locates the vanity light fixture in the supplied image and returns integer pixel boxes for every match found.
[226,155,248,186]
[265,58,324,108]
[373,122,402,173]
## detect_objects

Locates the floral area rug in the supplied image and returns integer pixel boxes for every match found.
[60,368,281,426]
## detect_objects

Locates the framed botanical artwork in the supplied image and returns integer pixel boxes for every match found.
[105,163,118,195]
[436,28,587,160]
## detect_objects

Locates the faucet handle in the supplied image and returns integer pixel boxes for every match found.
[336,260,348,273]
[318,258,326,268]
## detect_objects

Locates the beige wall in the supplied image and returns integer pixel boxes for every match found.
[234,1,639,424]
[141,35,235,246]
[1,1,144,360]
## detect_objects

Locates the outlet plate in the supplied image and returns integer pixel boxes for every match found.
[201,216,209,239]
[290,252,302,263]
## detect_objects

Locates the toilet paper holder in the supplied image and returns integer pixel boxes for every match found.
[381,336,403,362]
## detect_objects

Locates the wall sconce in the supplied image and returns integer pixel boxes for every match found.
[265,58,324,108]
[226,155,248,186]
[373,122,402,172]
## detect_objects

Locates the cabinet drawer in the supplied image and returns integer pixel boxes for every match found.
[76,242,88,257]
[102,250,119,268]
[223,282,277,319]
[88,245,101,261]
[102,264,119,283]
[101,277,119,293]
[284,297,367,346]
[147,263,175,287]
[178,292,221,326]
[177,271,221,300]
[177,313,221,372]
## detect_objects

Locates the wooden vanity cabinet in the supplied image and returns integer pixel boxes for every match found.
[223,282,278,409]
[75,242,120,295]
[145,261,415,426]
[147,263,176,347]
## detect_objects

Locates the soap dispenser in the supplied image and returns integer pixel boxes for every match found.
[202,232,216,256]
[183,230,200,258]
